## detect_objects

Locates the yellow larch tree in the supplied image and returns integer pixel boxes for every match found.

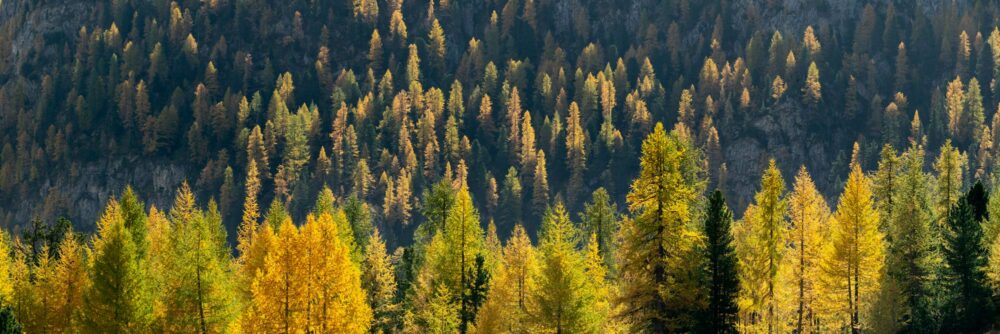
[735,159,787,333]
[301,213,372,334]
[474,224,537,333]
[783,166,832,332]
[820,153,885,333]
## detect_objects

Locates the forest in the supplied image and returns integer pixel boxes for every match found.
[2,0,1000,332]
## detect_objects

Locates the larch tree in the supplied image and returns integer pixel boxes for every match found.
[803,62,822,110]
[566,102,587,207]
[934,140,967,225]
[886,143,939,332]
[964,78,986,146]
[619,123,705,332]
[363,228,399,333]
[785,167,831,332]
[531,203,598,333]
[821,155,885,333]
[531,149,550,219]
[81,199,153,333]
[248,217,307,332]
[474,224,525,333]
[441,187,486,332]
[300,213,373,334]
[580,187,618,271]
[702,190,740,334]
[945,77,965,140]
[161,184,237,333]
[506,88,523,162]
[735,159,787,334]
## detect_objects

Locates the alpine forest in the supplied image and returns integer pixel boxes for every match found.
[3,0,1000,333]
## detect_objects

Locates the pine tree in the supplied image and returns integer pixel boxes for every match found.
[702,190,739,334]
[0,306,22,334]
[822,156,885,333]
[941,183,995,331]
[81,199,153,333]
[619,123,705,332]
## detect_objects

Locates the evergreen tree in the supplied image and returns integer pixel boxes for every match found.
[0,306,21,334]
[498,167,522,231]
[941,183,995,331]
[701,190,739,334]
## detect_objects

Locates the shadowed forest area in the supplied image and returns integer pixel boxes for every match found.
[0,0,999,332]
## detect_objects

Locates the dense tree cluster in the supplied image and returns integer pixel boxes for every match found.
[3,0,1000,238]
[3,0,1000,332]
[0,124,995,332]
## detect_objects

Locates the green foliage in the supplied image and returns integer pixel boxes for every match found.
[941,183,996,331]
[0,306,22,334]
[701,190,739,333]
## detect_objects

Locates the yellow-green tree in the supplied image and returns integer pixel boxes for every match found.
[619,123,705,332]
[735,159,787,333]
[363,229,399,333]
[81,199,154,333]
[160,184,238,333]
[15,230,88,333]
[530,203,599,333]
[474,225,536,333]
[821,156,885,332]
[934,140,967,225]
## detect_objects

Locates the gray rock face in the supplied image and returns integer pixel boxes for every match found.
[2,158,187,232]
[2,0,97,77]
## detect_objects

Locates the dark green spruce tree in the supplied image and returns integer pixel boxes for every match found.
[701,190,739,333]
[941,182,995,332]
